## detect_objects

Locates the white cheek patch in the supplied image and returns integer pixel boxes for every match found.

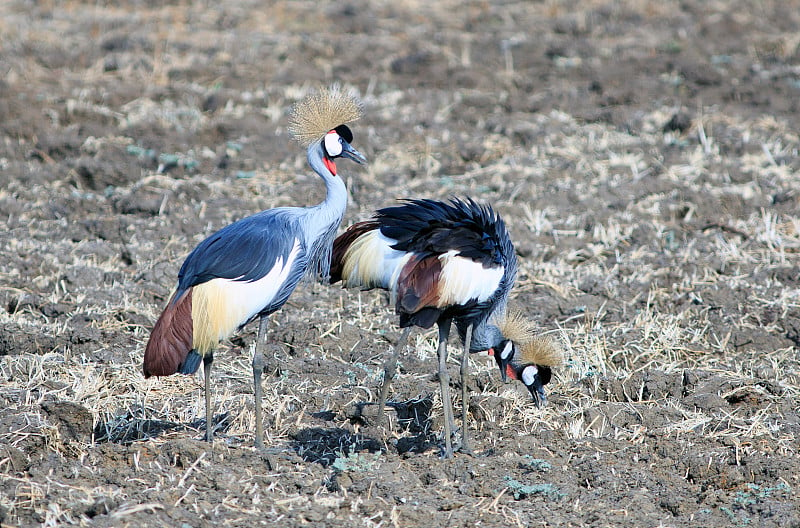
[500,341,514,360]
[521,365,539,386]
[324,132,342,157]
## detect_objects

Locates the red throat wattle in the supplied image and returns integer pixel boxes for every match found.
[505,364,517,380]
[323,157,337,175]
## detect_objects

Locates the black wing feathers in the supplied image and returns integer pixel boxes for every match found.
[376,198,507,268]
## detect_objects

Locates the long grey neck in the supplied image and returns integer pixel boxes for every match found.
[457,318,504,352]
[302,141,348,281]
[456,282,512,351]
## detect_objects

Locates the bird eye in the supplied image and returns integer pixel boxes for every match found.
[324,131,343,157]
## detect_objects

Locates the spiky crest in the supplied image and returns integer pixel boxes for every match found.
[288,85,363,146]
[497,310,536,344]
[498,310,565,367]
[519,335,565,367]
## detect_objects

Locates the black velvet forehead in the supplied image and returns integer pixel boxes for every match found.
[538,365,552,385]
[334,124,353,143]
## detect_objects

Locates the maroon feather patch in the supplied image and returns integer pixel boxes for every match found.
[143,289,194,377]
[396,255,443,315]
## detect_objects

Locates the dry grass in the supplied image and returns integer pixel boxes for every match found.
[1,0,799,526]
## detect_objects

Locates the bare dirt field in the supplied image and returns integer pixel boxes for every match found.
[1,1,799,527]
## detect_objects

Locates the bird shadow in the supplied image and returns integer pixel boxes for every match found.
[93,410,232,444]
[386,395,439,455]
[289,427,382,467]
[387,395,435,434]
[347,395,439,455]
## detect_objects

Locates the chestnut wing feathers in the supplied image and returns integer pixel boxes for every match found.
[395,254,444,328]
[143,289,193,377]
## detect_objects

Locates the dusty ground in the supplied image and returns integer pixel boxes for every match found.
[1,0,799,526]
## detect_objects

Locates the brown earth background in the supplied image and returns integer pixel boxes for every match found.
[1,1,799,527]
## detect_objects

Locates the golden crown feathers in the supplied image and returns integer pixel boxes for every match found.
[288,85,363,146]
[497,310,565,367]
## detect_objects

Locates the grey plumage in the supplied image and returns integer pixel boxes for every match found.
[143,86,366,448]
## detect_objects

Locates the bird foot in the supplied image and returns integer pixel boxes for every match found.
[450,426,475,457]
[253,442,281,470]
[259,451,278,471]
[455,442,475,457]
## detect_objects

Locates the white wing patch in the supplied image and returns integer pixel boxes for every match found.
[192,239,301,350]
[342,230,411,290]
[437,250,503,307]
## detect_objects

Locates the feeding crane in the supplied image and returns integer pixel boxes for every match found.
[491,310,564,407]
[330,197,562,457]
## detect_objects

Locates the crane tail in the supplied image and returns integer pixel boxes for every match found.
[330,220,380,284]
[143,289,195,377]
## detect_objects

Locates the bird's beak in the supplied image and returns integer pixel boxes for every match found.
[492,352,508,382]
[528,383,548,408]
[521,364,551,408]
[489,348,508,382]
[340,140,367,165]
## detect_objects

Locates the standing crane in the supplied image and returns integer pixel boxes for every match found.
[330,197,561,457]
[143,86,366,448]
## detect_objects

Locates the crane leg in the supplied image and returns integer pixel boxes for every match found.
[377,326,412,425]
[203,354,214,442]
[253,315,268,450]
[459,323,474,455]
[437,320,455,458]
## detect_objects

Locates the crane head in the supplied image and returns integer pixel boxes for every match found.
[488,324,562,406]
[289,85,363,146]
[288,85,366,175]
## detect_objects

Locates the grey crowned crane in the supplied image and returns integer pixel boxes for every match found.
[330,197,563,457]
[143,86,366,448]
